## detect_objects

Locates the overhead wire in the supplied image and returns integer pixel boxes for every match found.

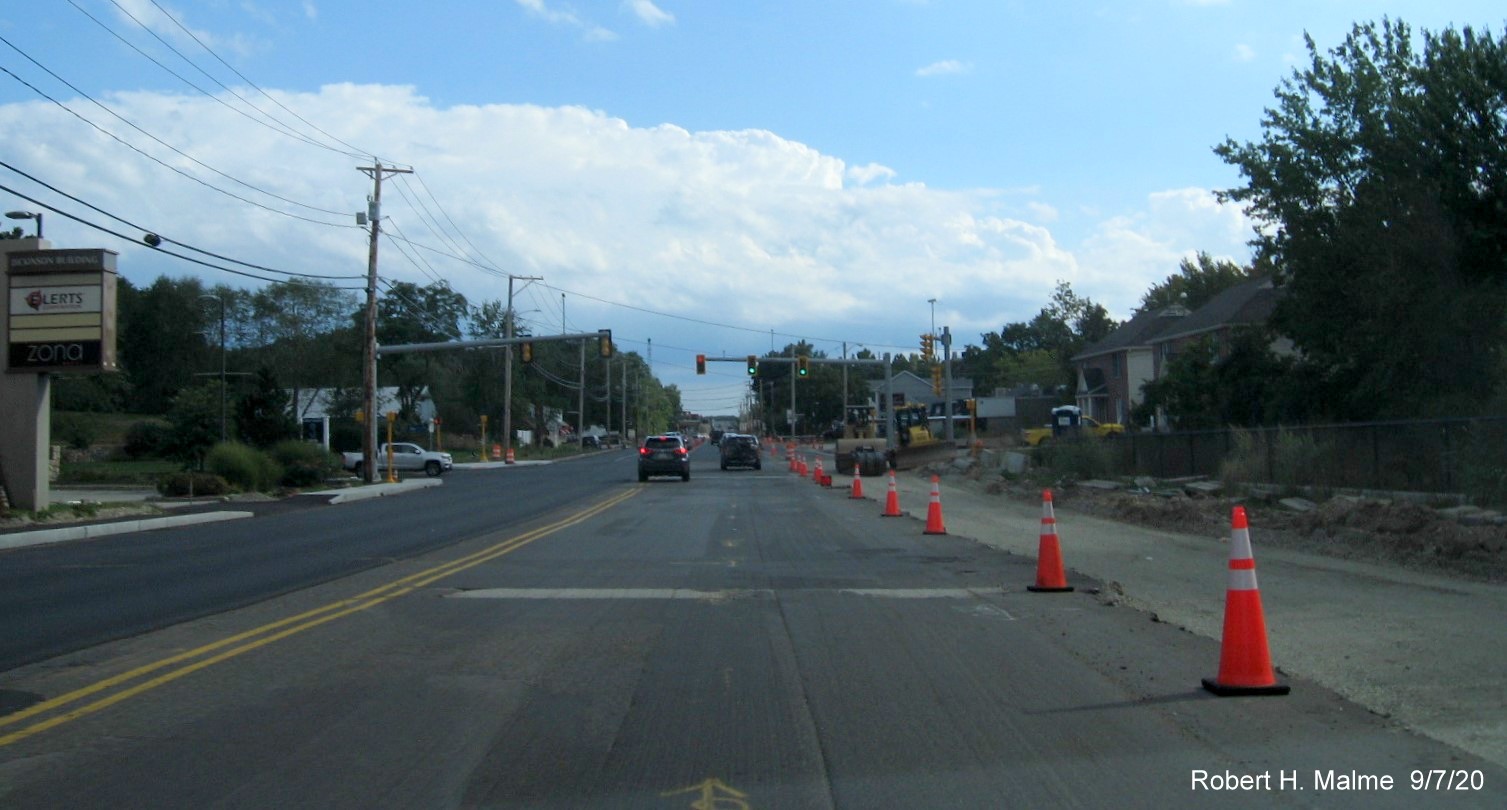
[0,57,353,228]
[0,160,364,281]
[68,0,354,157]
[0,182,362,288]
[140,0,381,161]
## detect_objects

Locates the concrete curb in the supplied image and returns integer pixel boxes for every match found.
[0,511,254,551]
[312,478,444,505]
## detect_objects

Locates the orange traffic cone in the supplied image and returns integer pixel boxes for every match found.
[505,447,516,465]
[813,459,824,486]
[922,475,946,535]
[881,470,902,517]
[1203,507,1289,696]
[1027,489,1073,593]
[849,466,864,499]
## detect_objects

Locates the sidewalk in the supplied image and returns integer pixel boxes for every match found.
[0,479,443,551]
[862,468,1507,769]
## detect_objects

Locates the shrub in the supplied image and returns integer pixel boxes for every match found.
[124,420,172,459]
[1037,438,1112,481]
[51,412,97,450]
[204,441,282,492]
[270,440,342,487]
[157,472,230,497]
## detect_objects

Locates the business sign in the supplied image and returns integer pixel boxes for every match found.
[5,249,118,374]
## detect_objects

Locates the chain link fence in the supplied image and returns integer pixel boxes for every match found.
[1104,417,1507,503]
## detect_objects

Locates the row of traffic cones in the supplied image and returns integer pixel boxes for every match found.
[799,456,1287,698]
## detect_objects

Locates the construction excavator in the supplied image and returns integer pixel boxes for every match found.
[833,403,953,474]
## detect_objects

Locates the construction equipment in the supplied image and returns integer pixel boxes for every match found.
[886,402,954,470]
[833,405,888,476]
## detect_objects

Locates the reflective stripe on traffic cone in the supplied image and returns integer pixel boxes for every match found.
[850,466,864,499]
[881,470,902,517]
[1203,506,1290,697]
[923,475,946,535]
[1027,489,1073,593]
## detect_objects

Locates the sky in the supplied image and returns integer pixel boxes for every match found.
[1,1,1502,417]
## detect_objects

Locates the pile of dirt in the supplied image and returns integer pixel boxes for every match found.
[974,471,1507,583]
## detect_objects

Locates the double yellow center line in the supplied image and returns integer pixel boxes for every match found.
[0,487,640,747]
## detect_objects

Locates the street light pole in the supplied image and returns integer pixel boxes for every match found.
[5,210,42,239]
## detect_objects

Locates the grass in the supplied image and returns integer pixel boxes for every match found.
[58,458,179,485]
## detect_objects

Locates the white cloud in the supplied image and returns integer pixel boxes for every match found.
[1076,187,1253,318]
[1233,43,1255,62]
[515,0,617,40]
[846,163,896,185]
[915,60,970,78]
[623,0,675,27]
[302,2,318,21]
[0,84,1251,370]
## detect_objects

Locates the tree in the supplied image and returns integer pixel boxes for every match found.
[1138,253,1254,314]
[236,366,297,448]
[165,382,222,467]
[1216,19,1507,418]
[961,281,1119,395]
[367,280,470,421]
[1135,330,1286,429]
[117,276,214,413]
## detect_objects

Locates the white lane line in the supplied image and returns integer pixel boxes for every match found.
[445,587,1005,600]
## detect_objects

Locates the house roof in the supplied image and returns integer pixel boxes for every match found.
[1071,305,1188,361]
[1148,276,1282,344]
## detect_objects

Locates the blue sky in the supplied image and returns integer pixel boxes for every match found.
[3,1,1502,416]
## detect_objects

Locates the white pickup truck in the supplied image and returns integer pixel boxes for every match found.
[342,443,453,477]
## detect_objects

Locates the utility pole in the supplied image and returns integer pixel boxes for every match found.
[502,274,542,462]
[943,326,955,443]
[357,161,411,484]
[578,338,586,445]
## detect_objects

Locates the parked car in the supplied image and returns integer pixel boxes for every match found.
[638,434,691,482]
[719,434,762,471]
[581,435,601,449]
[341,443,453,477]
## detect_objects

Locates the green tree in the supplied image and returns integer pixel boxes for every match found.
[961,281,1118,395]
[1135,329,1303,429]
[1216,19,1507,418]
[366,280,469,421]
[118,276,214,413]
[1138,253,1255,314]
[165,382,222,467]
[236,366,297,448]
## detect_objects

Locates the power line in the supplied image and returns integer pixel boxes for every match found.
[138,0,381,161]
[0,181,362,288]
[0,36,353,224]
[68,0,355,157]
[0,160,365,281]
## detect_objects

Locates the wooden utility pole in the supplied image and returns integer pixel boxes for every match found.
[357,161,411,483]
[502,274,541,462]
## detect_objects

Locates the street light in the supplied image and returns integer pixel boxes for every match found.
[200,294,227,441]
[5,210,42,238]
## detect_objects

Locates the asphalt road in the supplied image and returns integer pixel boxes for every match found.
[1,445,1503,808]
[0,452,629,671]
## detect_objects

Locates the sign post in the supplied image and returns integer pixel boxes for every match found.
[1,243,119,510]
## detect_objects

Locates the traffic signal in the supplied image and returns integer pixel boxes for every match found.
[931,365,943,395]
[920,333,934,361]
[520,341,534,364]
[746,355,758,376]
[598,329,614,358]
[696,354,707,375]
[797,356,810,377]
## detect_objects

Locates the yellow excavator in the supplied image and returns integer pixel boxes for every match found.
[833,403,951,474]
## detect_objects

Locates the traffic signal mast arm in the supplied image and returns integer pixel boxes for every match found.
[377,329,612,356]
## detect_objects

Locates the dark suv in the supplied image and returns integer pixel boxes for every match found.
[638,435,691,482]
[719,434,761,471]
